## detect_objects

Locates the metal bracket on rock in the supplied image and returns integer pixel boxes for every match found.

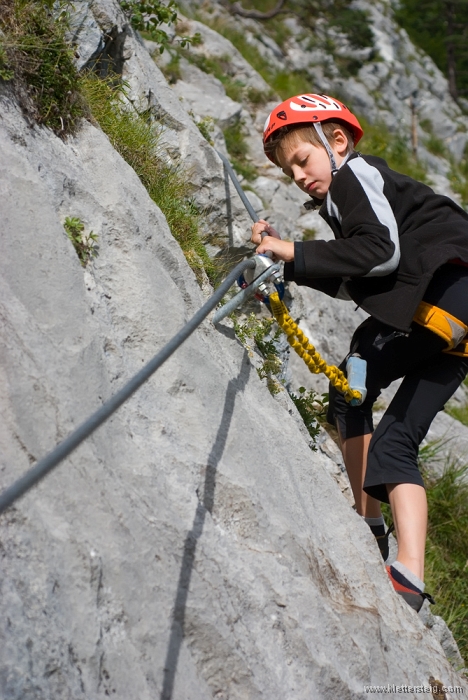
[212,256,282,325]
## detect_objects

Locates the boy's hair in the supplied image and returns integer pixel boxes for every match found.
[265,120,355,167]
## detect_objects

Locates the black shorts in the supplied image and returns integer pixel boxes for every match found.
[327,264,468,503]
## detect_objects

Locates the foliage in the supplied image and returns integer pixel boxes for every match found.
[223,120,258,181]
[232,313,283,394]
[159,51,181,84]
[63,217,98,266]
[0,0,87,136]
[423,460,468,663]
[301,228,317,241]
[358,115,430,183]
[80,73,215,284]
[449,142,468,207]
[222,0,374,53]
[195,115,215,145]
[382,441,468,664]
[329,6,374,50]
[395,0,468,100]
[445,399,468,426]
[120,0,198,52]
[290,388,329,448]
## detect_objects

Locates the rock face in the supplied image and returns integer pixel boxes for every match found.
[1,0,468,697]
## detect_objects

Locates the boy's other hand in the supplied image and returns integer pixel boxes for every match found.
[251,219,281,244]
[256,237,294,262]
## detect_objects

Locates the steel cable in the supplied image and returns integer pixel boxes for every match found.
[0,258,256,515]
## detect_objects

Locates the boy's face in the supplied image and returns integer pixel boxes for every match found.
[278,140,343,200]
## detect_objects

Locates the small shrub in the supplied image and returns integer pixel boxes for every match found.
[0,0,87,136]
[424,133,447,158]
[232,313,283,394]
[290,387,329,449]
[119,0,199,52]
[195,114,215,145]
[64,217,98,266]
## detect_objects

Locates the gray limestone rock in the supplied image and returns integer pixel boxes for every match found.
[1,74,467,700]
[2,0,468,693]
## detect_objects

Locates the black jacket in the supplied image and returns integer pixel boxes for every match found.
[284,152,468,331]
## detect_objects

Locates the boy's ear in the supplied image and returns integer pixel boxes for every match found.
[333,128,349,155]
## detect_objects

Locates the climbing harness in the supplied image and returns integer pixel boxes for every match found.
[268,292,365,405]
[413,300,468,357]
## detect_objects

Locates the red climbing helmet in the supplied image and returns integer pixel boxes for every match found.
[263,93,364,159]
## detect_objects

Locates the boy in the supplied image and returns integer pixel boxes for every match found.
[251,94,468,612]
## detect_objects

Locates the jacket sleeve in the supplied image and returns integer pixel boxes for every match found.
[284,258,346,298]
[296,157,400,279]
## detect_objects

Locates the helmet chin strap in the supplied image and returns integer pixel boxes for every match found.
[313,122,338,175]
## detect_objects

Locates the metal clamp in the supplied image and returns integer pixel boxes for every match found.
[237,254,284,306]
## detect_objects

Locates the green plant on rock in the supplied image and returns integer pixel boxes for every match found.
[232,313,283,394]
[120,0,199,52]
[358,116,430,183]
[195,115,215,145]
[381,441,468,664]
[80,73,215,284]
[0,0,87,136]
[449,142,468,208]
[290,387,329,449]
[223,120,258,181]
[423,459,468,664]
[63,217,98,266]
[160,51,181,84]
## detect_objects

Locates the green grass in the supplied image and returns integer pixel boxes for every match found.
[203,19,311,100]
[0,0,87,136]
[302,228,317,241]
[358,116,430,182]
[424,461,468,665]
[382,443,468,665]
[81,73,216,284]
[446,401,468,426]
[449,144,468,208]
[223,120,258,181]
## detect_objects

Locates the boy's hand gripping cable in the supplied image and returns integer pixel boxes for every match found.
[215,150,366,406]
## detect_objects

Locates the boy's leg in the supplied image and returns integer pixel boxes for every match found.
[364,351,468,578]
[329,318,457,564]
[387,483,427,580]
[339,432,381,517]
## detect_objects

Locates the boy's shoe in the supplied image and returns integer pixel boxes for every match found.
[386,565,435,613]
[371,522,394,561]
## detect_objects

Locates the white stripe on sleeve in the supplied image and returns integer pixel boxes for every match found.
[347,157,400,277]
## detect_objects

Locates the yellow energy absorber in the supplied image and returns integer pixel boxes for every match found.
[413,301,468,357]
[269,292,362,403]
